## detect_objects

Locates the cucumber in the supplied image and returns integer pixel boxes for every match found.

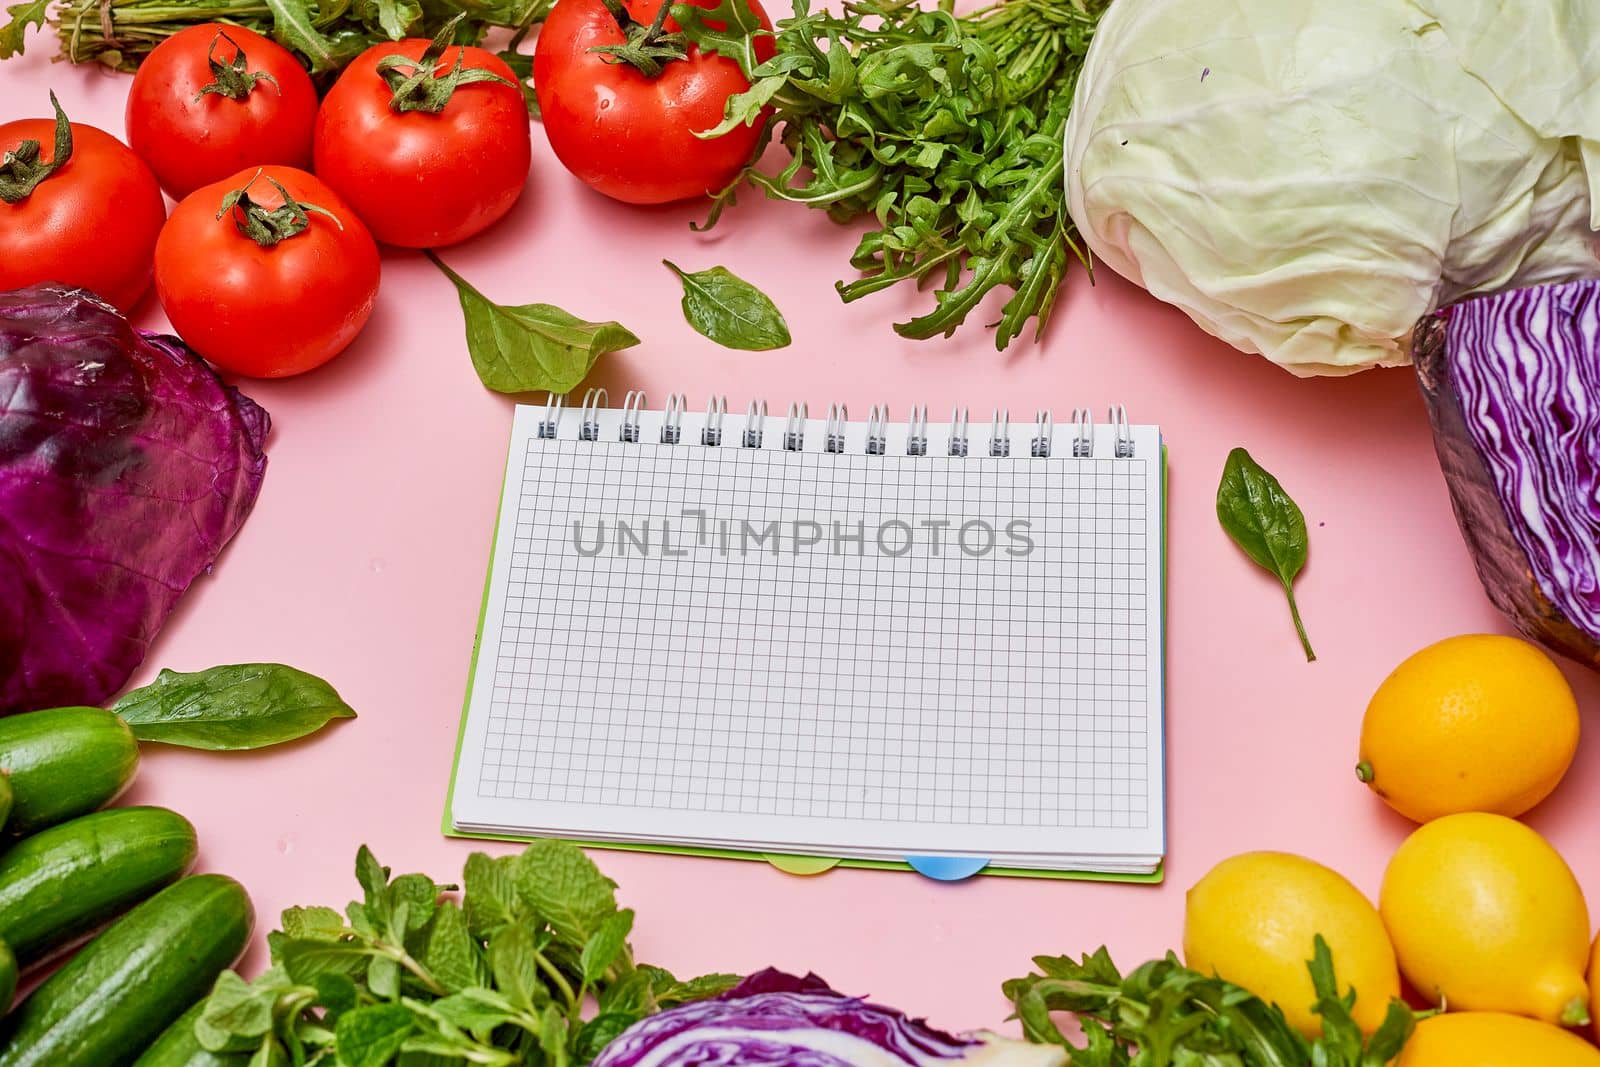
[0,772,13,835]
[131,1000,248,1067]
[0,938,15,1013]
[0,707,139,835]
[0,806,197,966]
[0,874,253,1067]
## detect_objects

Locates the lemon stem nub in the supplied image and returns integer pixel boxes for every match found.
[1355,761,1374,784]
[1560,996,1591,1028]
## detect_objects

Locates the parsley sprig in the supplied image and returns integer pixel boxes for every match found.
[194,842,738,1066]
[1003,936,1417,1067]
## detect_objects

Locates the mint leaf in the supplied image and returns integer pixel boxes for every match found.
[336,1004,415,1067]
[664,261,791,351]
[368,955,401,999]
[537,1005,570,1067]
[426,902,488,994]
[580,909,634,985]
[356,847,390,907]
[1216,447,1315,661]
[463,852,522,939]
[281,905,348,941]
[248,1038,291,1067]
[114,664,355,750]
[428,252,638,395]
[575,1013,636,1061]
[650,970,742,1008]
[279,938,375,985]
[315,973,360,1021]
[430,989,521,1040]
[514,841,618,947]
[489,926,544,1013]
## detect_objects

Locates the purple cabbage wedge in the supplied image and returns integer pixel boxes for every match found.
[1416,278,1600,666]
[592,969,1063,1066]
[0,285,269,713]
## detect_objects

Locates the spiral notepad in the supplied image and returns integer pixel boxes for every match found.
[445,393,1166,880]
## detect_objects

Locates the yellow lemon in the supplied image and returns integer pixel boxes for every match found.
[1184,851,1400,1037]
[1381,812,1590,1026]
[1588,930,1600,1042]
[1396,1012,1600,1067]
[1357,634,1579,823]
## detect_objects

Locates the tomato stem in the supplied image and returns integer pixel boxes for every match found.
[588,0,689,78]
[0,92,73,205]
[194,30,281,102]
[217,169,344,248]
[376,14,516,114]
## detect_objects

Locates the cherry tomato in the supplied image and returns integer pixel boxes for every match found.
[154,166,380,378]
[534,0,774,205]
[126,24,318,201]
[313,34,531,248]
[0,95,166,313]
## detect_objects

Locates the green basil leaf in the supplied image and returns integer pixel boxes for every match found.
[113,663,355,751]
[1215,447,1315,661]
[0,0,49,58]
[514,840,618,947]
[335,1003,415,1067]
[428,252,639,395]
[664,261,790,351]
[580,908,633,984]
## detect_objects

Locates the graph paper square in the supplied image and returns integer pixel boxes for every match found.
[453,406,1165,870]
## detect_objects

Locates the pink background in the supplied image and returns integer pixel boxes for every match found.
[7,48,1600,1034]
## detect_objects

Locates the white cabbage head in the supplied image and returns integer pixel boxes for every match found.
[1065,0,1600,376]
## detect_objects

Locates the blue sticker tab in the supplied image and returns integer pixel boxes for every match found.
[906,855,989,881]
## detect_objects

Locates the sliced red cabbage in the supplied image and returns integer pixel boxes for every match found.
[1416,278,1600,664]
[594,970,1060,1066]
[0,285,270,713]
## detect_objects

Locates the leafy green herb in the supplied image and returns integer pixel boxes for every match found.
[198,842,739,1066]
[428,252,640,395]
[664,260,790,351]
[1004,935,1415,1066]
[7,0,550,78]
[679,0,1109,350]
[112,664,355,750]
[1216,447,1316,661]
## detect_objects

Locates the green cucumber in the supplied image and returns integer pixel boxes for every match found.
[0,874,253,1067]
[0,773,13,835]
[131,1000,248,1067]
[0,706,139,835]
[0,938,15,1013]
[0,806,197,966]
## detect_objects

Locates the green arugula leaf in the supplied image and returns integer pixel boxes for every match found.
[669,0,764,74]
[0,0,49,57]
[496,47,540,117]
[428,251,638,395]
[426,902,489,993]
[664,260,790,351]
[580,909,634,985]
[262,0,341,71]
[336,1004,415,1067]
[514,840,618,948]
[1216,447,1316,661]
[113,663,355,750]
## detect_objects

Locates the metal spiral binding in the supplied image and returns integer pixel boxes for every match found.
[824,404,848,453]
[1031,411,1053,458]
[906,405,928,456]
[1110,404,1133,458]
[579,388,607,441]
[742,400,767,448]
[783,402,807,451]
[538,393,565,439]
[949,407,970,457]
[701,396,726,446]
[660,393,686,444]
[1071,408,1093,458]
[989,409,1011,457]
[620,390,646,443]
[866,405,889,455]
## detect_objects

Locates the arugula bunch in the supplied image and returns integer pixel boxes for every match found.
[686,0,1111,350]
[1003,936,1416,1067]
[195,842,739,1066]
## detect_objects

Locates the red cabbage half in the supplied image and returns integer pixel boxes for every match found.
[592,969,1058,1066]
[0,285,270,713]
[1416,278,1600,665]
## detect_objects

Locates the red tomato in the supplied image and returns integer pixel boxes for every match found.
[154,166,380,378]
[0,96,165,313]
[126,24,318,200]
[534,0,774,205]
[313,38,531,248]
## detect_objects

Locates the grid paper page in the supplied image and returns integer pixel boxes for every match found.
[452,406,1164,869]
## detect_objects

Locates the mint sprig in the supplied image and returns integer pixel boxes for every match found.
[197,844,739,1065]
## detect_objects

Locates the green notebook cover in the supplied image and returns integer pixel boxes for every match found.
[441,431,1169,884]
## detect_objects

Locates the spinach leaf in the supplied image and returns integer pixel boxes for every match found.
[1216,447,1315,661]
[113,664,356,750]
[664,260,790,351]
[429,252,639,395]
